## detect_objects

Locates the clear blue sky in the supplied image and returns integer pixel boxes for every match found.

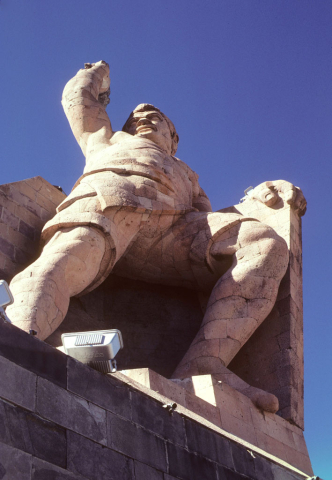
[1,1,331,477]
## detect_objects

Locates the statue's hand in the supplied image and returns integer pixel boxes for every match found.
[84,60,110,93]
[251,180,307,216]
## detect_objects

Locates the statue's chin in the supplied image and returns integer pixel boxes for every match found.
[136,132,170,154]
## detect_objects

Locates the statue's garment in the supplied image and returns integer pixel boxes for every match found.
[42,135,253,294]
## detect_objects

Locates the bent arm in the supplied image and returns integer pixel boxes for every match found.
[62,61,112,156]
[193,185,212,211]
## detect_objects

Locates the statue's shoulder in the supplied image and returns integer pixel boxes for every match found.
[172,156,199,180]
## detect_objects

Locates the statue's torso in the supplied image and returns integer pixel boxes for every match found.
[65,134,200,214]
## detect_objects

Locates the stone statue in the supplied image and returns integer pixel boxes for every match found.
[6,61,306,411]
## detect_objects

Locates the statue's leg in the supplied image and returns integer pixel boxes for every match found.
[6,226,106,340]
[172,220,288,410]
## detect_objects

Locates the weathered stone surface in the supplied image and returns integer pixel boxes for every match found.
[0,398,66,468]
[134,461,164,480]
[0,338,317,480]
[216,466,252,480]
[272,464,305,480]
[122,368,313,475]
[32,457,88,480]
[67,431,134,480]
[131,389,185,446]
[0,177,65,283]
[0,355,36,411]
[67,357,132,418]
[231,441,256,477]
[107,412,167,471]
[0,319,67,389]
[37,377,107,444]
[185,417,234,468]
[0,442,31,480]
[253,455,275,480]
[167,442,217,480]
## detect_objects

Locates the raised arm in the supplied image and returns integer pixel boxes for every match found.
[62,61,112,156]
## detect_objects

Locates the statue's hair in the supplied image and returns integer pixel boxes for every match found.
[122,103,179,155]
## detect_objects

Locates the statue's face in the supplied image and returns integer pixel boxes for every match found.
[126,110,173,155]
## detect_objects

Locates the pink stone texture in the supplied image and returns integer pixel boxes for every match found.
[226,195,305,428]
[2,61,306,426]
[0,177,65,282]
[122,368,313,476]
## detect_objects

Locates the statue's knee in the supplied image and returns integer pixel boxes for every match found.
[240,221,288,256]
[258,225,288,259]
[46,226,106,253]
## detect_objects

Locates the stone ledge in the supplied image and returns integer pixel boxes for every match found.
[120,368,312,476]
[0,320,317,480]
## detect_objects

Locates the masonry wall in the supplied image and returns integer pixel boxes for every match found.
[0,319,312,480]
[0,176,65,282]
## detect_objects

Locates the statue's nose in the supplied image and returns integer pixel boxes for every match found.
[137,117,150,126]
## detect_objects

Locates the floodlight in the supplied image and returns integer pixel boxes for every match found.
[61,329,123,373]
[0,280,14,308]
[0,280,13,324]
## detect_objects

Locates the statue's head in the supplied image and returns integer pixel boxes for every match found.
[122,104,179,156]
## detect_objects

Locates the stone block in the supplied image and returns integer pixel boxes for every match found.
[5,225,37,255]
[26,177,65,205]
[167,442,217,480]
[107,412,167,471]
[14,181,37,202]
[32,457,88,480]
[0,320,67,389]
[14,203,44,229]
[284,447,314,477]
[0,441,31,480]
[185,418,234,469]
[131,389,185,446]
[220,410,258,446]
[67,357,132,419]
[252,455,275,480]
[0,251,6,269]
[230,441,256,477]
[37,377,107,445]
[0,355,36,411]
[14,246,31,265]
[0,236,15,261]
[67,430,134,480]
[19,219,36,240]
[134,461,163,480]
[2,207,19,230]
[255,430,289,466]
[127,368,187,406]
[0,398,66,468]
[216,466,251,480]
[271,464,304,480]
[184,389,222,427]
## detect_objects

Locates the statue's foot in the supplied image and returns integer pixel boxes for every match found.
[172,358,279,413]
[239,385,279,413]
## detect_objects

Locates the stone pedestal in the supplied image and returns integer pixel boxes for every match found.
[123,368,312,475]
[0,320,316,479]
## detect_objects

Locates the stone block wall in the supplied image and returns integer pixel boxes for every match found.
[0,176,65,282]
[0,319,314,480]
